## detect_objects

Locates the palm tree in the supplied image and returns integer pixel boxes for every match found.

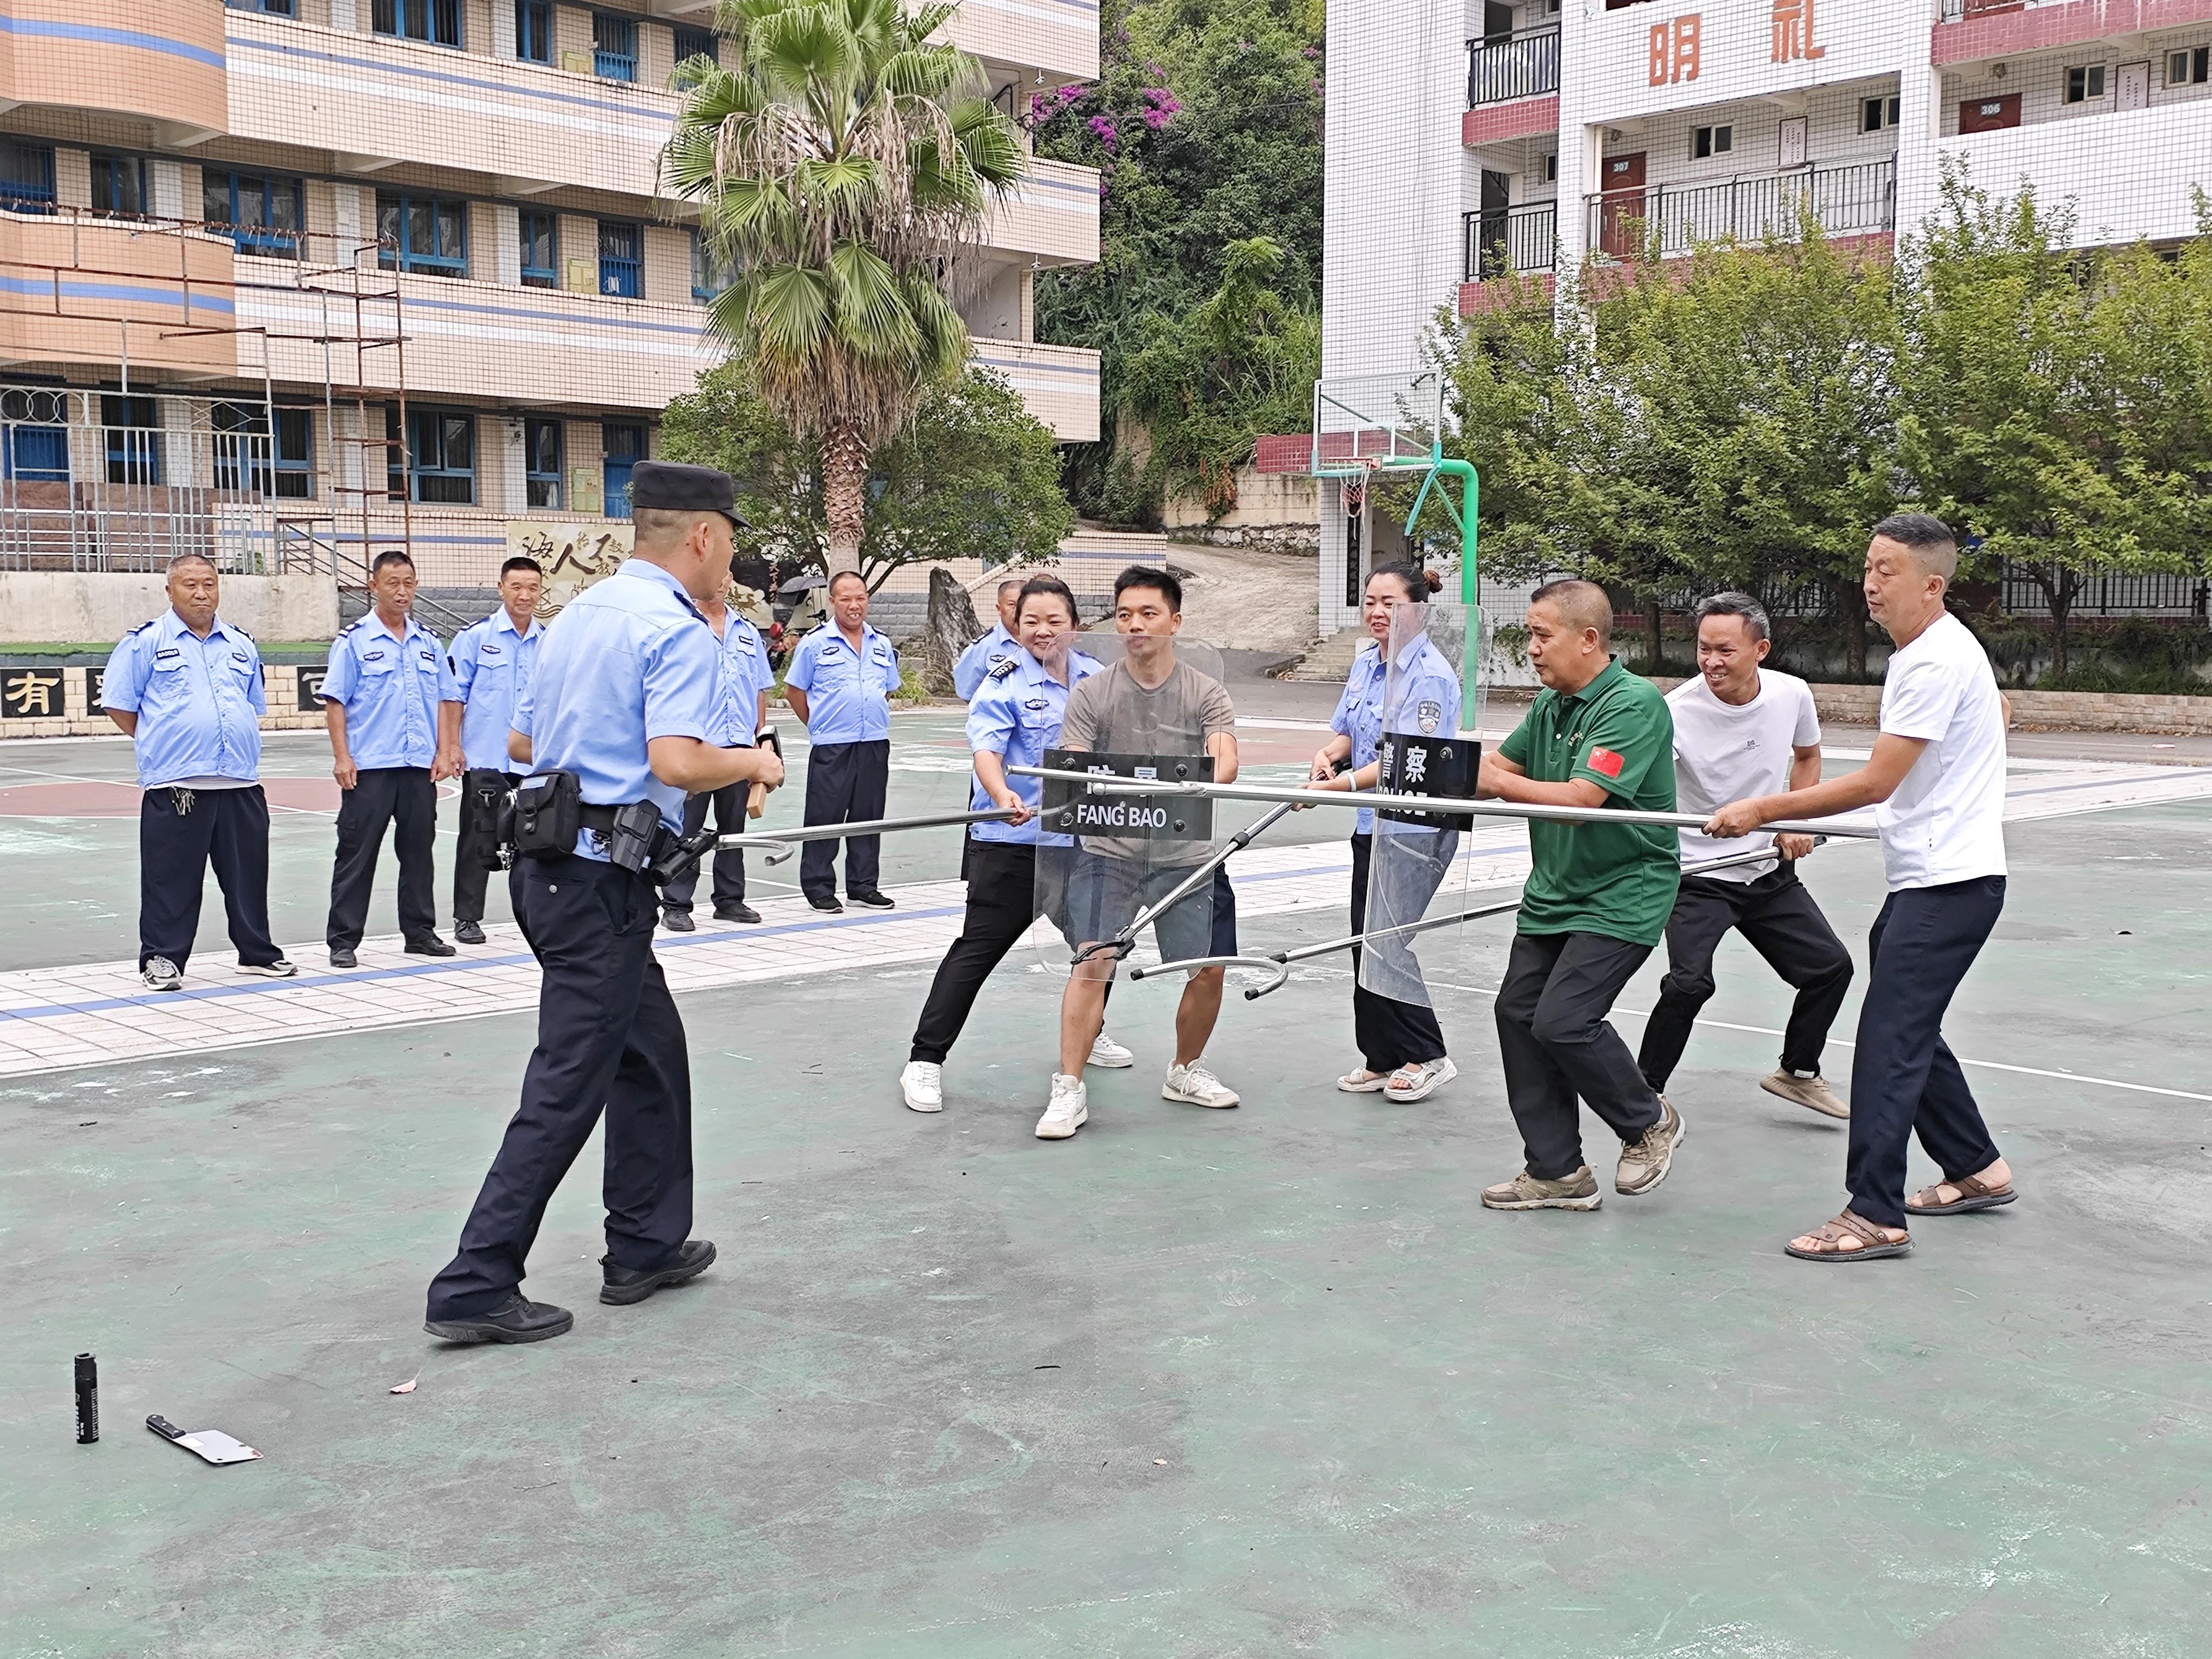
[664,0,1026,573]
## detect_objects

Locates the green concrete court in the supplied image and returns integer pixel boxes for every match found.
[3,736,2210,1655]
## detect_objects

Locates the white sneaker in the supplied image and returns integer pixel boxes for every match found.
[1036,1074,1088,1139]
[141,956,183,992]
[1087,1030,1135,1069]
[899,1060,943,1113]
[1163,1061,1239,1109]
[1384,1056,1458,1102]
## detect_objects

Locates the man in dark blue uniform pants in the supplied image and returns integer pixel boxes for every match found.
[424,462,784,1344]
[102,553,295,990]
[784,570,900,912]
[443,555,544,944]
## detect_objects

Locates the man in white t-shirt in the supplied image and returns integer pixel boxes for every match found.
[1704,514,2013,1264]
[1638,594,1853,1121]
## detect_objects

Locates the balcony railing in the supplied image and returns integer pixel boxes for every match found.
[1937,0,2033,19]
[1466,24,1561,106]
[1584,158,1896,259]
[1462,203,1559,280]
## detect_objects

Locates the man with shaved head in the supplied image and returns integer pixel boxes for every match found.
[1475,577,1686,1212]
[1706,512,2013,1264]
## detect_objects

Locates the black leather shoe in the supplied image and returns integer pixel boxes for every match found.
[328,946,358,969]
[404,935,457,957]
[846,891,896,911]
[660,909,696,933]
[600,1239,716,1306]
[712,903,761,925]
[807,895,844,914]
[453,919,486,945]
[424,1292,574,1344]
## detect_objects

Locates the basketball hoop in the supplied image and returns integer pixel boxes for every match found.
[1342,454,1382,518]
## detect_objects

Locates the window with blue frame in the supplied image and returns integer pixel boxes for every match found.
[672,25,718,67]
[377,191,468,278]
[374,0,461,47]
[386,407,475,504]
[213,403,314,499]
[594,14,637,80]
[91,154,147,218]
[203,171,305,257]
[602,422,645,518]
[1,390,69,483]
[516,0,552,62]
[0,141,56,214]
[598,221,640,298]
[520,211,556,288]
[525,417,562,509]
[691,230,733,303]
[103,396,162,487]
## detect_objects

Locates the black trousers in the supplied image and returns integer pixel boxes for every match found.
[425,855,694,1321]
[1348,833,1448,1071]
[799,738,889,901]
[1494,930,1663,1181]
[1846,875,2006,1230]
[661,784,749,913]
[327,765,437,950]
[1637,863,1854,1089]
[911,839,1035,1063]
[137,784,280,972]
[452,768,521,924]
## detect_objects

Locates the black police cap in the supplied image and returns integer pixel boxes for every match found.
[627,460,746,528]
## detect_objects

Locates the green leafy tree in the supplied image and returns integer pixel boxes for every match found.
[662,0,1024,571]
[1593,226,1902,673]
[1030,0,1324,521]
[1120,234,1320,515]
[660,363,1074,590]
[1898,166,2211,676]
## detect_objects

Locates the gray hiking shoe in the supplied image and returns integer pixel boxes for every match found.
[1761,1069,1849,1120]
[1616,1097,1686,1195]
[1481,1165,1602,1211]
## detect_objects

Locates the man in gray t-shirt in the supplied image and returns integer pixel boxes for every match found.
[1036,570,1242,1142]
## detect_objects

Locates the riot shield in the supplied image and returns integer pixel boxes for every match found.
[1358,601,1482,1009]
[1032,634,1230,989]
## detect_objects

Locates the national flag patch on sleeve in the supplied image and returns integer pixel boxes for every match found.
[1585,745,1625,779]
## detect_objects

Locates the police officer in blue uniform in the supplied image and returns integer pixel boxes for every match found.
[424,462,783,1344]
[1305,563,1462,1101]
[443,555,544,945]
[102,553,294,991]
[899,576,1102,1112]
[784,569,900,912]
[318,549,463,968]
[659,581,775,930]
[952,578,1024,700]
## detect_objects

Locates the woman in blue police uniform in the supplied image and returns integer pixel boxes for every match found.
[317,549,463,968]
[899,576,1102,1114]
[102,552,293,990]
[784,570,900,912]
[443,554,543,944]
[1304,563,1462,1102]
[423,462,783,1346]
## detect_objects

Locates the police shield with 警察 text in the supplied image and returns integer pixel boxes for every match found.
[423,461,783,1346]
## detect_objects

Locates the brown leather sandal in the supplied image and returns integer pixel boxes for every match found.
[1906,1172,2016,1216]
[1784,1210,1913,1262]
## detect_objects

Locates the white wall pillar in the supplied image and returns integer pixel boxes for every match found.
[501,416,530,513]
[492,0,517,57]
[147,159,184,220]
[158,399,195,488]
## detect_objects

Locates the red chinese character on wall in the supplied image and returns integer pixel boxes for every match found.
[1649,14,1702,86]
[1771,0,1825,63]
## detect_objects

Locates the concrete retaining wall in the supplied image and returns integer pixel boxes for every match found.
[0,572,340,645]
[1647,678,2212,735]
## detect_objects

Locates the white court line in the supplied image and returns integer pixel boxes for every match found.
[1433,984,2212,1104]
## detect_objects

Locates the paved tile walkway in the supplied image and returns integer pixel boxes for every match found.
[1,759,2204,1078]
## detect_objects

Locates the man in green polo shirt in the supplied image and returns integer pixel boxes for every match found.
[1476,578,1685,1211]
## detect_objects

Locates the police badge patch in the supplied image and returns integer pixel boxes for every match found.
[1417,699,1442,735]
